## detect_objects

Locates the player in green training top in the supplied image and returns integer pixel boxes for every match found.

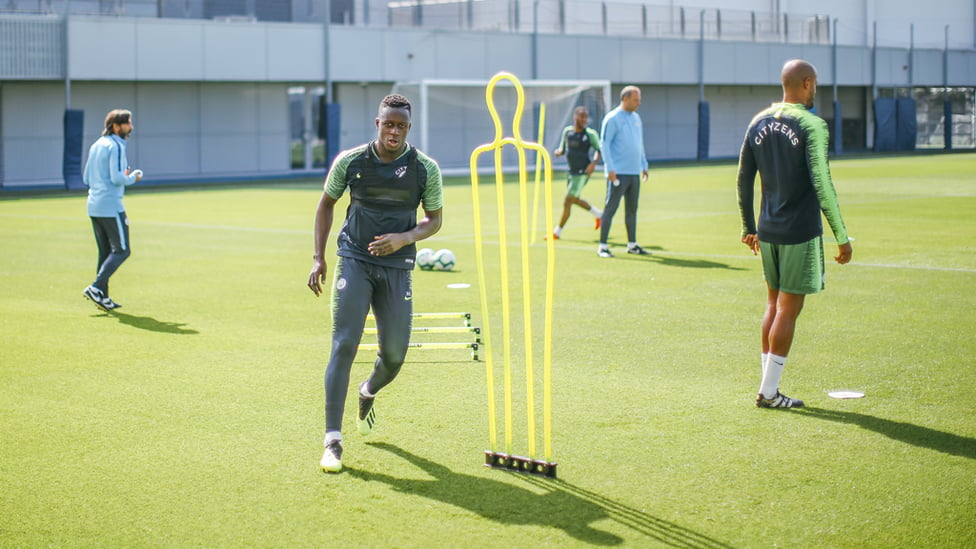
[308,94,443,472]
[551,106,603,239]
[736,59,853,409]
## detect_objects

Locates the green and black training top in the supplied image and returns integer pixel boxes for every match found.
[736,102,848,246]
[325,141,443,270]
[557,125,601,175]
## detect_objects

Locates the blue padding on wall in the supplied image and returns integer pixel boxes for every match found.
[63,109,85,190]
[325,103,341,168]
[697,101,710,160]
[873,98,896,152]
[895,98,917,151]
[944,100,953,150]
[832,100,843,154]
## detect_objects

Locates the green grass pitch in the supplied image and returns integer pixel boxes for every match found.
[1,153,974,547]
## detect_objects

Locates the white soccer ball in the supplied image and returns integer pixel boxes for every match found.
[416,247,436,270]
[432,248,456,271]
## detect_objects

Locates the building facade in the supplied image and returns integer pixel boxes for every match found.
[1,0,974,187]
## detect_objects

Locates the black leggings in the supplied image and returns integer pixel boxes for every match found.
[324,256,413,433]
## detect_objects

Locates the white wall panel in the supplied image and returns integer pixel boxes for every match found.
[69,19,138,80]
[203,25,268,81]
[658,40,700,85]
[267,25,324,81]
[138,136,201,176]
[329,28,387,81]
[134,83,201,175]
[912,50,946,86]
[482,34,534,80]
[201,134,259,172]
[432,33,494,81]
[257,84,289,171]
[2,82,66,182]
[201,83,259,133]
[134,21,205,80]
[836,47,871,85]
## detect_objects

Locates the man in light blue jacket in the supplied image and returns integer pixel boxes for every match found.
[598,86,650,258]
[82,109,143,312]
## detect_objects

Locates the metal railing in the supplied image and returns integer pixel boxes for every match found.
[0,0,833,44]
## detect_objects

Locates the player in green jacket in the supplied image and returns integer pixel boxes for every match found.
[551,106,603,239]
[736,59,853,409]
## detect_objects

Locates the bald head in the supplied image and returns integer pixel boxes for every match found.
[780,59,818,108]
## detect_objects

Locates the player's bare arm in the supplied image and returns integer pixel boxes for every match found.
[585,152,601,176]
[307,192,337,296]
[368,208,443,257]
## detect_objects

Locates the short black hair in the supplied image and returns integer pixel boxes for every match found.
[380,94,412,114]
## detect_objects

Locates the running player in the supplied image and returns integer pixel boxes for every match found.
[551,106,602,239]
[736,59,853,409]
[308,94,444,472]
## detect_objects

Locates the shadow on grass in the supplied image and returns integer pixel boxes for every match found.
[796,407,976,460]
[102,311,199,334]
[344,442,732,548]
[643,255,746,271]
[562,239,744,270]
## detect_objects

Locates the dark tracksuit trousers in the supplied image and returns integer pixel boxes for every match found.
[90,212,131,295]
[600,174,641,244]
[324,255,413,433]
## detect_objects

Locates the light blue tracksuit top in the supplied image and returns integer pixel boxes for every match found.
[84,134,138,217]
[600,106,648,176]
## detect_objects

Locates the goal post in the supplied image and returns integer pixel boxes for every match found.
[392,79,611,175]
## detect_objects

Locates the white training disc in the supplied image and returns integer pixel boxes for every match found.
[828,390,865,399]
[446,283,471,289]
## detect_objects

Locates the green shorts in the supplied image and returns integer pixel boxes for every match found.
[566,174,589,198]
[759,236,825,295]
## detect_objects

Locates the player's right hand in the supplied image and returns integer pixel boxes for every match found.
[741,234,760,255]
[307,260,327,296]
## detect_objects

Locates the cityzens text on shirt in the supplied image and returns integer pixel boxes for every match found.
[754,120,799,147]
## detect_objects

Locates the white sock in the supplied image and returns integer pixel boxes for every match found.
[627,242,638,250]
[598,243,608,252]
[590,206,602,217]
[360,381,375,398]
[553,225,562,237]
[759,353,786,399]
[324,431,342,445]
[761,352,768,376]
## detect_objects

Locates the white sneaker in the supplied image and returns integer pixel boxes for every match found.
[320,440,343,473]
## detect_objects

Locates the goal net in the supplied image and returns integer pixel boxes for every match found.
[392,79,611,175]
